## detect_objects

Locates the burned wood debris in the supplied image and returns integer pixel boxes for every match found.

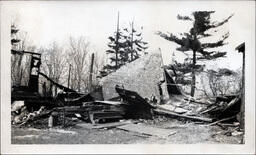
[11,50,243,137]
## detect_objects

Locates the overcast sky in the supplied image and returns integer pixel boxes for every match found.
[2,1,255,70]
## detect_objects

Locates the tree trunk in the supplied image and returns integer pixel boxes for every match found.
[130,21,134,62]
[115,12,120,70]
[191,50,196,97]
[89,53,94,92]
[77,79,81,92]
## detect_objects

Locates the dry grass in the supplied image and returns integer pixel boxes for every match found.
[11,118,242,144]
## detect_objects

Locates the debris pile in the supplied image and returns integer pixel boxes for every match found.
[11,50,243,143]
[11,101,52,127]
[201,95,241,120]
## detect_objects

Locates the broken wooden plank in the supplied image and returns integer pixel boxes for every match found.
[199,106,218,114]
[212,126,239,137]
[217,123,239,128]
[157,104,188,114]
[75,120,137,129]
[91,120,137,129]
[207,115,236,126]
[117,123,176,138]
[154,108,212,122]
[94,100,127,105]
[39,72,77,93]
[76,123,95,129]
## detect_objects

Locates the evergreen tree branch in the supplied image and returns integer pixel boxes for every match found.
[156,31,185,46]
[209,14,234,29]
[177,14,192,21]
[201,32,229,48]
[198,33,212,39]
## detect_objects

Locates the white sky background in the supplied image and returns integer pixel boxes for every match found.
[3,1,255,70]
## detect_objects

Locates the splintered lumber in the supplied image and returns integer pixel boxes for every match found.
[117,123,176,138]
[207,115,236,126]
[200,106,218,114]
[222,97,240,112]
[154,108,212,122]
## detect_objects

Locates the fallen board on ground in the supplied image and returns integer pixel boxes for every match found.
[75,123,95,129]
[154,108,213,122]
[91,120,137,129]
[117,123,176,138]
[75,120,136,129]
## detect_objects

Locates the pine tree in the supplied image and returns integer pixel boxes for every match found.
[157,11,233,97]
[122,21,148,62]
[101,14,148,77]
[105,32,127,71]
[104,12,123,74]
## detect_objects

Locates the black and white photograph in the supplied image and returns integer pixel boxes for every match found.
[0,0,255,154]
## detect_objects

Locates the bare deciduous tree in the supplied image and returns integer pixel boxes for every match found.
[66,36,90,92]
[39,42,66,88]
[11,23,36,87]
[200,68,242,98]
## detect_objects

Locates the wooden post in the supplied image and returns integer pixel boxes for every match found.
[63,64,71,127]
[235,43,245,132]
[67,64,71,88]
[89,53,95,92]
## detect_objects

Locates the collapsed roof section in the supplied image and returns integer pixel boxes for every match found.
[100,51,169,102]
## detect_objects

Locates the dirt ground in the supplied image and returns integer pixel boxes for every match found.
[11,117,243,144]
